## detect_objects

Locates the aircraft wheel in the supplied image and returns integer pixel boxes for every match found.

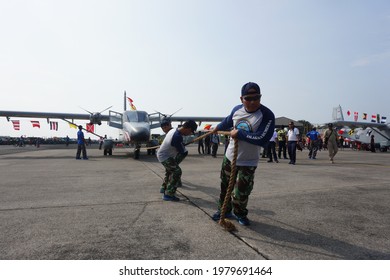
[104,149,108,156]
[134,149,140,159]
[109,149,113,156]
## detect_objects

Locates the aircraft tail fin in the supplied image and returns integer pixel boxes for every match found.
[332,105,344,121]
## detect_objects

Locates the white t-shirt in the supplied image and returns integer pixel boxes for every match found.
[287,127,300,141]
[269,131,277,142]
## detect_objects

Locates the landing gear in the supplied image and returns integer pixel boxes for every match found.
[146,139,159,156]
[134,144,141,159]
[103,148,112,156]
[102,139,114,156]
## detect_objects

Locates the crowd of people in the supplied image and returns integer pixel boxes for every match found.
[257,123,342,164]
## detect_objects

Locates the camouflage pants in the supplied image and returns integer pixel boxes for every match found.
[218,156,257,218]
[161,153,187,196]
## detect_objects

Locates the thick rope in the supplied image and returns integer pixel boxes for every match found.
[146,130,231,150]
[218,137,238,232]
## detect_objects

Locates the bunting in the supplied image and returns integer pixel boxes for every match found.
[343,108,386,123]
[69,123,78,129]
[354,112,358,122]
[31,121,40,128]
[127,97,137,110]
[86,123,95,133]
[50,121,58,131]
[11,120,20,130]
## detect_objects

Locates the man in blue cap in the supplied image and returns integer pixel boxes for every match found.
[211,82,275,226]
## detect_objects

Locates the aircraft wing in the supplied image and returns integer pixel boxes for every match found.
[0,110,110,122]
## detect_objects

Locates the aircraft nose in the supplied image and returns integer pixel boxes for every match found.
[131,126,150,142]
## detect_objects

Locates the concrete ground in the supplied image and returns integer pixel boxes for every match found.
[0,144,389,260]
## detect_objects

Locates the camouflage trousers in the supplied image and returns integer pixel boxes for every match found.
[161,153,187,196]
[218,156,257,218]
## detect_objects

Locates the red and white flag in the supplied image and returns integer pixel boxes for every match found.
[31,121,40,128]
[371,114,377,123]
[338,128,346,135]
[86,123,95,133]
[354,112,358,122]
[50,121,58,131]
[11,120,20,130]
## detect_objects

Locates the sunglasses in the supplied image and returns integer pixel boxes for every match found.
[243,95,261,102]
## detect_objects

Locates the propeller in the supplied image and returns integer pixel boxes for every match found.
[99,106,113,114]
[79,105,113,125]
[80,105,113,114]
[153,108,183,119]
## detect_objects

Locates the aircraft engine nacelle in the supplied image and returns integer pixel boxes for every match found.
[89,113,102,125]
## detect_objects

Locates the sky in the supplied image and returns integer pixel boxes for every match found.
[1,0,389,139]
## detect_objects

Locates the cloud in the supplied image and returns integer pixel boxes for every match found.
[352,50,390,67]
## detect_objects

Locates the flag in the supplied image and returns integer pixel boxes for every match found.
[362,113,367,120]
[31,121,40,128]
[348,129,355,136]
[354,112,358,122]
[338,128,345,135]
[371,115,377,123]
[11,120,20,130]
[50,121,58,131]
[204,124,212,130]
[381,116,387,123]
[347,110,351,117]
[127,97,137,110]
[86,123,94,133]
[69,123,78,129]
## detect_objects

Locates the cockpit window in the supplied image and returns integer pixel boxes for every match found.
[124,111,149,122]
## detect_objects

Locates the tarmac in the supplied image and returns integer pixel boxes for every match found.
[0,144,389,260]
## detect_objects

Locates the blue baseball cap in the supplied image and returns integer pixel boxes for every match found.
[241,82,261,96]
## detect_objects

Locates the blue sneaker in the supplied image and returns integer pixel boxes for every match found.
[237,216,250,226]
[162,194,180,201]
[211,210,233,221]
[82,157,89,160]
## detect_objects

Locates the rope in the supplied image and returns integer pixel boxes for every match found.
[146,130,231,150]
[184,130,230,146]
[218,137,238,232]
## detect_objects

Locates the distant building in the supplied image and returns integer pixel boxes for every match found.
[275,117,303,128]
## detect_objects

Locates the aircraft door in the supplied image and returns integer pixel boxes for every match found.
[109,110,123,129]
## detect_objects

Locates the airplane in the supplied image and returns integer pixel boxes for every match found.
[0,92,224,159]
[331,105,390,152]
